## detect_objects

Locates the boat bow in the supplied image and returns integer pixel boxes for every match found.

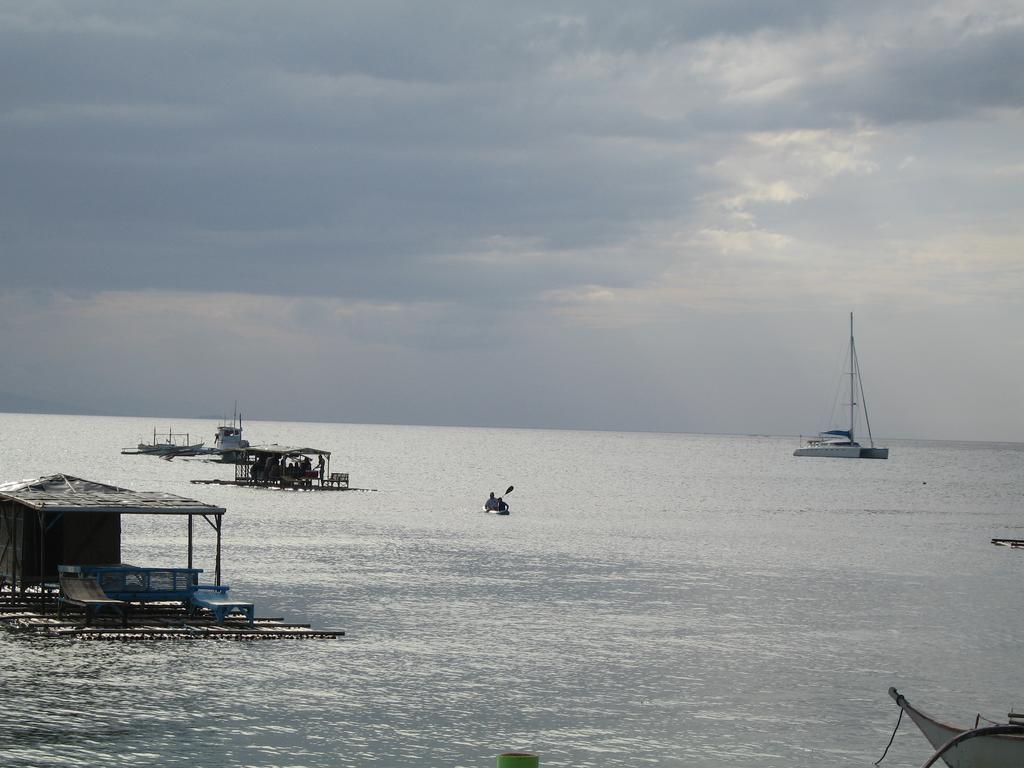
[889,687,1024,768]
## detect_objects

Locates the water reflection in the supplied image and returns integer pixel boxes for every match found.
[1,416,1023,766]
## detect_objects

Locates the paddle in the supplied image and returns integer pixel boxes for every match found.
[504,485,514,496]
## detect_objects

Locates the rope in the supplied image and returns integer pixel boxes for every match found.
[874,707,904,765]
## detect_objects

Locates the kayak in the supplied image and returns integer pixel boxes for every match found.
[482,486,513,515]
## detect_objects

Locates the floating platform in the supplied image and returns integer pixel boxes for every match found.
[0,589,344,641]
[190,478,374,492]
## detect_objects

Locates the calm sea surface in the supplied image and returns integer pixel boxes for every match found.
[1,413,1023,767]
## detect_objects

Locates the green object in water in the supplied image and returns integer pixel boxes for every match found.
[497,753,538,768]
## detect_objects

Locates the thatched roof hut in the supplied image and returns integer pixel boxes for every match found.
[0,474,225,588]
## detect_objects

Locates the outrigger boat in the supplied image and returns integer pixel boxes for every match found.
[122,428,205,456]
[887,687,1024,768]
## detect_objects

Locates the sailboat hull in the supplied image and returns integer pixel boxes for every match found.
[793,445,864,458]
[793,445,889,459]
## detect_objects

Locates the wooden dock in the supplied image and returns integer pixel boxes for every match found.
[189,478,373,492]
[0,589,344,641]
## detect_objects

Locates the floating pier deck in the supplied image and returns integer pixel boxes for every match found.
[193,444,376,491]
[0,589,344,641]
[190,477,372,492]
[0,475,345,641]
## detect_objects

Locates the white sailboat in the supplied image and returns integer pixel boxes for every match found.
[794,313,889,460]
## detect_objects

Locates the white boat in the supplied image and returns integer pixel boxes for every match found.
[888,687,1024,768]
[794,312,889,459]
[482,506,510,515]
[213,407,250,462]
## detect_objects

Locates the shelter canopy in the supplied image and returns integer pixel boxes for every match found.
[243,445,331,458]
[0,474,224,516]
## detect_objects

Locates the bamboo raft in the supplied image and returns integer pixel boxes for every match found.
[0,589,344,641]
[189,478,373,492]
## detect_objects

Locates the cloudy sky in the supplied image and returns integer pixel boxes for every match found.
[1,1,1021,441]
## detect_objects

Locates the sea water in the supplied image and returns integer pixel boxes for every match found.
[1,412,1022,767]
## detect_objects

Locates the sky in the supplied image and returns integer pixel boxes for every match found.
[0,1,1022,441]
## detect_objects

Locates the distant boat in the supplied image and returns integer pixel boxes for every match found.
[213,406,249,463]
[794,313,889,459]
[888,687,1024,768]
[122,428,204,456]
[992,538,1024,549]
[483,486,513,515]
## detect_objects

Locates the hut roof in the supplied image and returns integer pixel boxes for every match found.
[244,444,331,457]
[0,474,225,516]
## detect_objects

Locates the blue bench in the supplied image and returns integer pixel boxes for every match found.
[58,565,202,602]
[58,565,255,625]
[189,585,254,625]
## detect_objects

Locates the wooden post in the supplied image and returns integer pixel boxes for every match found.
[497,754,538,768]
[215,514,222,586]
[37,510,46,591]
[187,514,193,569]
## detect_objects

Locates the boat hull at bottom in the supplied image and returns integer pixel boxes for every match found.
[482,507,510,516]
[859,447,889,459]
[890,687,1024,768]
[793,445,888,459]
[794,445,863,458]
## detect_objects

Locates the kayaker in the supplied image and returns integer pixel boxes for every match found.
[497,497,508,512]
[484,492,500,511]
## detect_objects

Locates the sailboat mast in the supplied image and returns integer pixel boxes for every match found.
[854,326,876,448]
[849,312,856,443]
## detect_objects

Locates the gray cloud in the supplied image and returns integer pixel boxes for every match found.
[807,13,1024,124]
[0,1,1021,438]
